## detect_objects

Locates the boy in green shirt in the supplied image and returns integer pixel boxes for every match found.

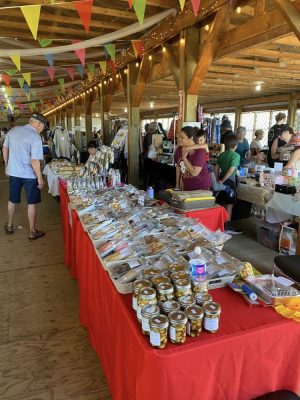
[214,135,242,234]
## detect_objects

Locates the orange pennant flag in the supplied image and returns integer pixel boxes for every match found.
[73,0,93,33]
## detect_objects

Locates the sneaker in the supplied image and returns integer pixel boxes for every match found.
[225,223,243,235]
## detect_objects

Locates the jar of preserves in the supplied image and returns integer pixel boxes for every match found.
[203,301,221,333]
[168,310,188,344]
[174,279,192,298]
[149,314,169,349]
[157,282,174,302]
[142,267,161,281]
[178,295,196,310]
[168,263,187,275]
[137,287,157,322]
[141,304,160,335]
[186,305,204,337]
[161,300,180,315]
[132,279,152,311]
[170,271,190,283]
[195,292,212,307]
[192,278,208,295]
[151,275,171,288]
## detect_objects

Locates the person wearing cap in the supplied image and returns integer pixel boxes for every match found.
[2,113,47,240]
[270,128,297,166]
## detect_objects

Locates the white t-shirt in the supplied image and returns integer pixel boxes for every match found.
[3,124,43,179]
[250,139,263,151]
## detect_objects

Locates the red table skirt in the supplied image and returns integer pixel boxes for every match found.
[178,206,228,232]
[59,181,300,400]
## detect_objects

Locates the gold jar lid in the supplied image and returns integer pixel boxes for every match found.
[178,295,196,308]
[149,314,169,329]
[175,279,191,290]
[151,275,171,287]
[168,310,188,326]
[142,267,161,279]
[141,304,160,319]
[133,279,152,294]
[168,263,186,274]
[195,293,212,304]
[171,271,190,282]
[157,282,174,294]
[162,300,180,314]
[185,305,204,320]
[203,301,221,316]
[139,287,157,300]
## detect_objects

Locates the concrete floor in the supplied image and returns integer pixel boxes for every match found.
[0,165,278,400]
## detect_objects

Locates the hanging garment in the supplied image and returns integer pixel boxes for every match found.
[53,128,71,159]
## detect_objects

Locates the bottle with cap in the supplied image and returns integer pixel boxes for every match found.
[189,246,206,282]
[147,186,154,199]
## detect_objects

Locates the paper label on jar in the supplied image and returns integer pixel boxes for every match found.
[150,330,161,346]
[204,316,219,331]
[169,326,176,340]
[187,322,191,335]
[132,296,137,310]
[137,306,142,320]
[142,317,150,332]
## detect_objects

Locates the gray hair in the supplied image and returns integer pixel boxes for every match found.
[236,126,246,135]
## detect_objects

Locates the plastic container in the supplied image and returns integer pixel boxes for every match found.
[255,219,280,251]
[147,186,154,199]
[189,247,206,282]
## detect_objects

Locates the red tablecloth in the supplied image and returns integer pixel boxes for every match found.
[59,181,300,400]
[177,206,228,232]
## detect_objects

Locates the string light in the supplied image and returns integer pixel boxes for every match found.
[180,37,185,45]
[136,62,139,67]
[110,77,113,82]
[148,55,152,61]
[124,107,128,113]
[236,6,241,13]
[205,24,210,31]
[124,68,128,74]
[150,101,154,108]
[162,46,166,53]
[255,82,262,91]
[104,80,107,85]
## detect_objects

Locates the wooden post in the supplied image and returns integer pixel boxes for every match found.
[85,92,93,143]
[99,81,111,145]
[74,98,81,150]
[235,106,242,131]
[288,95,297,128]
[66,103,73,131]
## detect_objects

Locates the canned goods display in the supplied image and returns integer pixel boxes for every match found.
[203,301,221,333]
[186,305,204,337]
[195,292,212,306]
[157,282,174,302]
[132,279,152,311]
[141,304,160,335]
[168,310,188,344]
[137,287,157,322]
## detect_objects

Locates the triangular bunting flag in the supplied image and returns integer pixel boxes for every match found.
[17,78,25,89]
[23,84,30,94]
[128,0,133,7]
[22,72,31,86]
[66,66,74,80]
[58,78,65,94]
[38,39,52,47]
[6,86,12,97]
[6,69,18,76]
[87,63,95,75]
[133,0,146,25]
[38,80,46,87]
[108,59,116,74]
[19,103,25,111]
[191,0,200,15]
[74,47,85,65]
[132,40,144,58]
[2,75,10,87]
[10,55,21,71]
[20,5,41,40]
[76,64,85,78]
[87,72,93,82]
[104,44,115,61]
[73,0,93,33]
[31,102,36,110]
[179,0,186,11]
[44,54,54,68]
[46,67,55,81]
[99,60,106,73]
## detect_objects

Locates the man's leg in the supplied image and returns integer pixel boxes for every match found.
[7,201,16,227]
[27,204,36,233]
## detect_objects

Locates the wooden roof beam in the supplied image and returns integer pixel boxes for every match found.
[216,57,300,71]
[273,0,300,41]
[132,55,151,107]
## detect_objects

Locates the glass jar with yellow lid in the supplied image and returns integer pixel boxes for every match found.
[149,314,169,349]
[185,305,204,337]
[132,279,152,311]
[168,310,188,344]
[178,295,196,310]
[151,275,171,288]
[141,304,160,335]
[142,267,161,281]
[195,292,212,307]
[157,282,174,302]
[174,279,192,298]
[203,301,221,333]
[168,263,188,275]
[161,300,180,315]
[137,287,157,322]
[170,271,190,283]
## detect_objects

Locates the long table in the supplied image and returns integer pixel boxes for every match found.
[59,180,300,400]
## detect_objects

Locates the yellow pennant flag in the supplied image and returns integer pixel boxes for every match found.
[22,72,31,86]
[179,0,185,11]
[25,92,31,102]
[20,5,41,40]
[6,86,12,97]
[99,61,106,73]
[10,55,21,71]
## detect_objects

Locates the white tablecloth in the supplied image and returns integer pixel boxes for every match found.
[266,192,300,223]
[43,164,60,196]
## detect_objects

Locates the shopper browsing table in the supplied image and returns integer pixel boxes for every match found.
[3,113,47,240]
[174,126,211,191]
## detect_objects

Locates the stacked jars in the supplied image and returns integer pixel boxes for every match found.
[178,295,196,310]
[149,314,169,349]
[192,278,208,295]
[141,304,160,335]
[157,282,174,302]
[137,287,157,323]
[174,279,192,298]
[132,279,152,311]
[186,305,204,337]
[195,293,212,307]
[168,310,188,344]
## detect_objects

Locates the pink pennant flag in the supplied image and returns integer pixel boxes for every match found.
[19,103,25,111]
[66,66,75,80]
[72,40,86,66]
[46,66,55,81]
[191,0,201,15]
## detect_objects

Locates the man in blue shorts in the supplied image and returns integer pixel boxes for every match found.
[3,113,48,240]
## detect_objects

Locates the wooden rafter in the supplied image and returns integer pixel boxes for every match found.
[273,0,300,41]
[163,44,180,89]
[132,55,151,107]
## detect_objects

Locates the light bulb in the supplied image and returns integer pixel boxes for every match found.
[255,84,262,91]
[162,46,166,53]
[205,24,210,31]
[236,6,241,13]
[148,55,152,61]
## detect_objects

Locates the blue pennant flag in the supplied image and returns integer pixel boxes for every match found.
[44,54,54,68]
[76,64,84,78]
[24,84,30,94]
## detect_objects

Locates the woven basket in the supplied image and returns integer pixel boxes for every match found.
[108,270,134,294]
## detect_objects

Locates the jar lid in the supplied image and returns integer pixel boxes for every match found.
[157,282,174,294]
[185,305,204,320]
[133,279,152,293]
[192,278,208,286]
[171,272,190,282]
[178,295,196,308]
[151,275,171,286]
[139,287,157,299]
[175,279,191,289]
[149,314,169,329]
[168,263,186,274]
[141,304,160,319]
[142,267,161,278]
[162,300,180,313]
[168,310,188,325]
[195,293,212,304]
[203,301,221,315]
